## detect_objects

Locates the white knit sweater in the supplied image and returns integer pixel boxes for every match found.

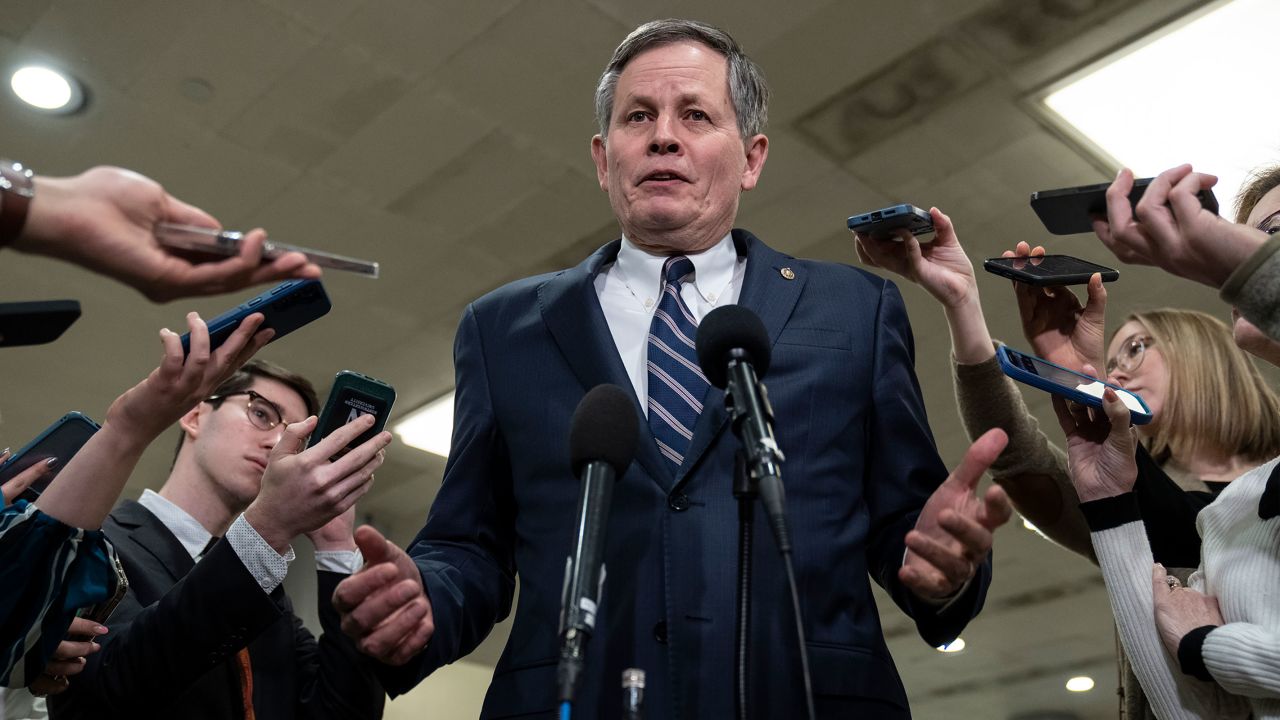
[1091,456,1280,720]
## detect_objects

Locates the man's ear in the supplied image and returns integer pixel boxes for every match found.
[591,134,609,192]
[177,404,205,442]
[740,133,769,192]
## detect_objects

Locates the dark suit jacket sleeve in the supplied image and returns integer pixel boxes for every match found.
[860,280,992,647]
[51,542,283,717]
[292,570,385,719]
[378,303,518,695]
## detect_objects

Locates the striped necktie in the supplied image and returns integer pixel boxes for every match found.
[647,256,710,471]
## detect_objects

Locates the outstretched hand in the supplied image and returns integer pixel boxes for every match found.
[333,525,435,666]
[1003,242,1107,373]
[1054,380,1138,503]
[901,428,1013,601]
[854,207,977,309]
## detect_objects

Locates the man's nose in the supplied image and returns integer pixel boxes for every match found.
[648,115,680,154]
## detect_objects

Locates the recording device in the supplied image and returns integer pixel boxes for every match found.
[156,222,381,278]
[0,412,100,503]
[1030,177,1220,235]
[179,278,331,355]
[983,254,1119,287]
[76,551,130,629]
[695,305,791,553]
[306,371,396,458]
[846,204,934,241]
[997,345,1153,425]
[0,300,80,347]
[557,384,639,708]
[622,668,646,720]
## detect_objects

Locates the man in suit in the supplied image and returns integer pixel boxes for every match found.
[335,19,1012,718]
[50,360,392,719]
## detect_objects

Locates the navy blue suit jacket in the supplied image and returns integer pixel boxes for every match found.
[387,230,992,718]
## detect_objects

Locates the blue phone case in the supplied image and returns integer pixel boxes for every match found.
[997,345,1152,425]
[0,411,101,502]
[846,204,933,239]
[180,279,331,354]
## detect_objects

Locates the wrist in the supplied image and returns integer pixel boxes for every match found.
[0,160,35,249]
[243,502,295,554]
[311,537,358,552]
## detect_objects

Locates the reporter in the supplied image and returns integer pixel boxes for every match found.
[1,161,321,302]
[0,312,271,689]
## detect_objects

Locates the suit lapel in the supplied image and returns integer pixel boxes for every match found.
[539,240,673,489]
[115,500,195,585]
[674,230,806,490]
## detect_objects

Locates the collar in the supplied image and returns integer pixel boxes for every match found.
[617,232,738,303]
[139,489,213,561]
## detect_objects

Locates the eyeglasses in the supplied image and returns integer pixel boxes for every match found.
[1255,208,1280,236]
[204,390,287,432]
[1106,334,1155,375]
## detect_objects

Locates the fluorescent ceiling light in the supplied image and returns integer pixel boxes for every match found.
[1065,676,1095,693]
[935,638,965,653]
[1044,0,1280,215]
[10,65,84,113]
[394,391,455,457]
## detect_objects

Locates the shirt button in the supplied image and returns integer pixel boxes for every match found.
[668,493,690,512]
[653,620,668,645]
[644,298,654,308]
[706,293,716,302]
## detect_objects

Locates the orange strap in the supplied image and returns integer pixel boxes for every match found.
[236,648,255,720]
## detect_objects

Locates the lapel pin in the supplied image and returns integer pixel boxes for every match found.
[780,267,795,280]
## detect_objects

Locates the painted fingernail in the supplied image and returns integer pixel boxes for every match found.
[45,457,60,468]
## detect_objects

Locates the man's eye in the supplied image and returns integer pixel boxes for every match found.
[689,110,707,121]
[626,111,647,122]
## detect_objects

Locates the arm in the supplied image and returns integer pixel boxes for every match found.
[291,569,385,720]
[6,164,321,301]
[1221,235,1280,342]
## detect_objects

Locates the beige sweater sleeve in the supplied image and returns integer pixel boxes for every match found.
[952,350,1095,559]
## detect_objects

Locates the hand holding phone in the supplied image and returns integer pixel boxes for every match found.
[179,279,331,355]
[997,345,1152,425]
[0,412,101,504]
[307,371,396,459]
[1030,171,1219,236]
[847,204,934,241]
[983,254,1118,287]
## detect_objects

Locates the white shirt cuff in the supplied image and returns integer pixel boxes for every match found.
[228,513,295,594]
[315,549,363,574]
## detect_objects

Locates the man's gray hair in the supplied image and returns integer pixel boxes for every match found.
[594,19,769,141]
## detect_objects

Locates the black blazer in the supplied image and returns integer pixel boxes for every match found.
[383,231,991,719]
[49,500,384,719]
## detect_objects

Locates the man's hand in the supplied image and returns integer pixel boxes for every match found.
[1003,242,1107,374]
[29,617,108,697]
[334,525,434,665]
[854,207,977,309]
[0,449,55,505]
[1093,165,1267,288]
[16,166,322,302]
[306,506,359,553]
[1152,564,1224,659]
[244,416,390,553]
[1054,383,1138,503]
[901,428,1013,601]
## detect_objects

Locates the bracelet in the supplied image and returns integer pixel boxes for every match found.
[0,159,35,248]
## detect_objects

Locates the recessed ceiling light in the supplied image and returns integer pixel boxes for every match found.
[1022,517,1038,532]
[1065,676,1095,693]
[1043,0,1279,213]
[394,391,455,458]
[10,65,85,114]
[936,638,966,653]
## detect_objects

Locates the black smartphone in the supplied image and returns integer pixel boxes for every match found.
[847,204,934,241]
[306,371,396,458]
[0,412,101,503]
[983,255,1119,286]
[1030,177,1220,235]
[180,279,331,355]
[0,300,81,347]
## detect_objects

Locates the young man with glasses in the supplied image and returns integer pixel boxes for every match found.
[50,360,391,720]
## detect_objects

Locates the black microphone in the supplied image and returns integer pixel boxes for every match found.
[696,305,792,553]
[557,384,639,707]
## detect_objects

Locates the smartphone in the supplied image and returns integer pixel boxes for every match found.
[180,279,331,355]
[0,300,81,347]
[847,204,934,241]
[306,371,396,458]
[155,222,380,278]
[997,345,1153,425]
[983,254,1119,286]
[0,412,101,503]
[76,551,129,628]
[1030,177,1220,235]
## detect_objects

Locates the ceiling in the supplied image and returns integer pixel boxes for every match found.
[1,0,1263,717]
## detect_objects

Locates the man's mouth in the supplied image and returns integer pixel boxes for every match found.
[640,171,688,184]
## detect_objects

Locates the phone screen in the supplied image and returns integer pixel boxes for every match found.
[987,255,1115,280]
[1011,352,1148,415]
[0,414,100,500]
[312,386,392,456]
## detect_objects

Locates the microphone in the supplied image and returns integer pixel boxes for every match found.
[696,305,792,553]
[557,384,639,707]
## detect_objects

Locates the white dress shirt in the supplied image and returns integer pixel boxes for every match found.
[594,233,745,413]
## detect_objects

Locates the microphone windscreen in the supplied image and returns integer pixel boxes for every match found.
[569,384,640,477]
[695,305,771,389]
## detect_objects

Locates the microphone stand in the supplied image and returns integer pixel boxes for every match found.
[733,451,753,720]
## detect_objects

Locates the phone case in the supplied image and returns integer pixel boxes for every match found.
[982,256,1119,287]
[846,204,934,239]
[997,346,1152,425]
[0,300,81,347]
[0,412,102,501]
[180,279,331,354]
[307,370,396,454]
[1029,178,1219,235]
